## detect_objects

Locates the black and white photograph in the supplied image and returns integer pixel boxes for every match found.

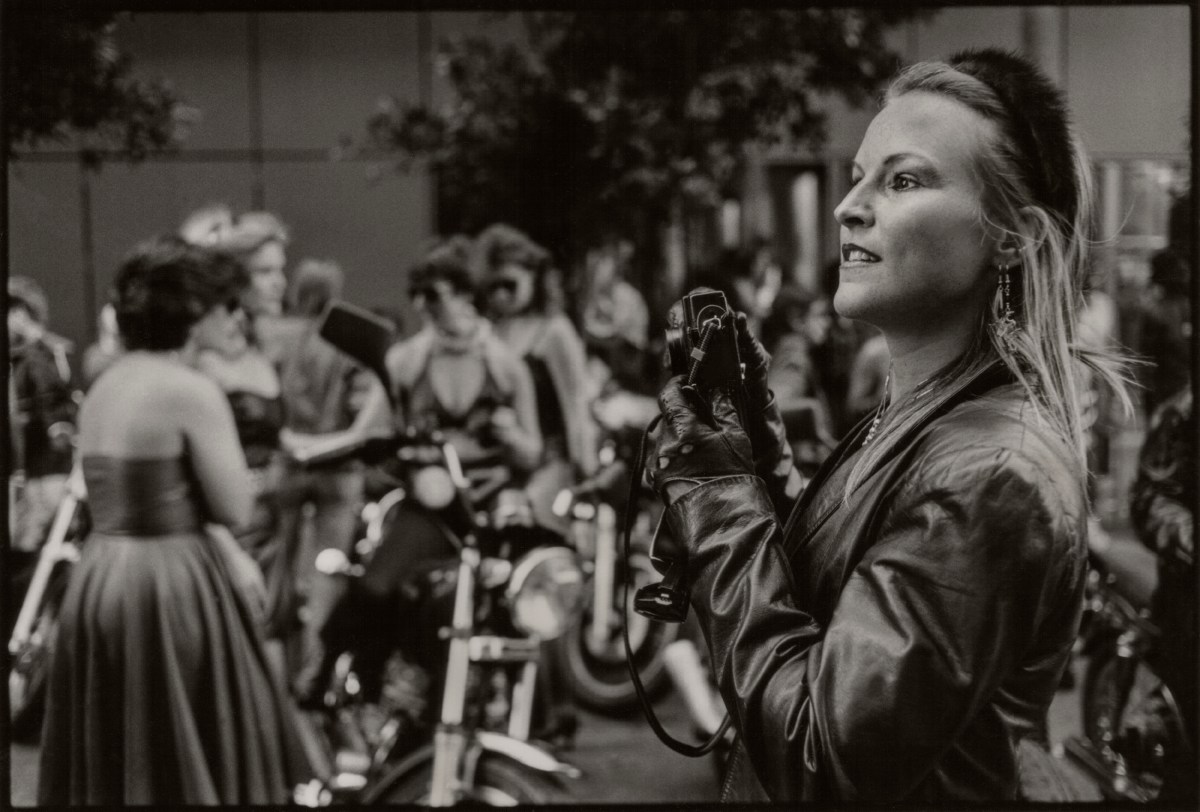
[3,4,1196,806]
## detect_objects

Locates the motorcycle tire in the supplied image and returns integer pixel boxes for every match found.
[562,552,680,714]
[9,602,59,742]
[1082,650,1189,801]
[368,750,571,805]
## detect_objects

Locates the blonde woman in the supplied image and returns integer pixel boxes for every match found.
[645,48,1130,802]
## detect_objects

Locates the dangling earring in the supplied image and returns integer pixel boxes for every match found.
[994,262,1018,346]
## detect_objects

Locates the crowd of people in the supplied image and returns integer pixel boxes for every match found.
[5,45,1193,806]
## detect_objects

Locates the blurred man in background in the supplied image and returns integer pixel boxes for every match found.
[8,276,77,579]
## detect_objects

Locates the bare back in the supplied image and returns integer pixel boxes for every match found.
[79,353,253,526]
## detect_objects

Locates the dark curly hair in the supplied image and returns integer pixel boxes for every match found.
[407,237,475,299]
[476,223,555,312]
[113,235,248,351]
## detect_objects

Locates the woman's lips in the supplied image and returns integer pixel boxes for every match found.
[842,243,881,263]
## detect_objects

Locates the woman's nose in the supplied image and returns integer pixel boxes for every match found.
[834,183,874,228]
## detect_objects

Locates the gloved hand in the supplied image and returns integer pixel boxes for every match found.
[732,311,802,515]
[734,311,772,414]
[647,376,754,504]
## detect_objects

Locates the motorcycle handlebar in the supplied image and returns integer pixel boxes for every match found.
[552,459,630,517]
[288,429,451,469]
[572,459,629,499]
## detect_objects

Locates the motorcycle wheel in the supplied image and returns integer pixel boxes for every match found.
[371,752,570,805]
[9,601,59,742]
[1082,651,1189,800]
[562,552,680,714]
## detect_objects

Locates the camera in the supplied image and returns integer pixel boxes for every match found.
[634,288,745,624]
[663,288,745,394]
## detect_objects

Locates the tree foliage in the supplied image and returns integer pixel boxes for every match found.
[366,10,925,263]
[4,9,192,167]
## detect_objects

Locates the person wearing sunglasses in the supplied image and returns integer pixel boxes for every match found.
[388,237,543,475]
[477,224,598,528]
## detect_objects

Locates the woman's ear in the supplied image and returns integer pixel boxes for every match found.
[992,206,1047,267]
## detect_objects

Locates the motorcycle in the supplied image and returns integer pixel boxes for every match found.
[554,388,681,714]
[8,460,88,741]
[1063,521,1194,802]
[290,302,585,807]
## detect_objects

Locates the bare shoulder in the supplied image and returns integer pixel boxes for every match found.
[545,313,582,342]
[165,363,228,411]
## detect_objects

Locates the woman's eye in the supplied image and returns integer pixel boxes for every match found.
[889,174,919,191]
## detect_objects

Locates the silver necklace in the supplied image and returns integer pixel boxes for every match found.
[863,369,891,446]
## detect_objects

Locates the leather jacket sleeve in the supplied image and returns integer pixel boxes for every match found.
[666,448,1085,802]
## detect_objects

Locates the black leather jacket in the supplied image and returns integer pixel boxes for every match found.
[667,362,1088,802]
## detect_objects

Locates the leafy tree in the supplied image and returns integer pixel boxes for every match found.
[4,9,192,168]
[366,9,926,297]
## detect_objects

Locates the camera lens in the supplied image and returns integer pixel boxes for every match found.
[664,326,687,375]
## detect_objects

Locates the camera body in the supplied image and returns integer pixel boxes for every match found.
[635,288,746,624]
[664,289,745,394]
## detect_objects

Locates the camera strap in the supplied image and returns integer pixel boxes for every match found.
[621,414,732,757]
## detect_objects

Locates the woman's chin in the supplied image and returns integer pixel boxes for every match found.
[832,285,870,321]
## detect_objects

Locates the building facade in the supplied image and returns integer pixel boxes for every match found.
[7,7,1190,358]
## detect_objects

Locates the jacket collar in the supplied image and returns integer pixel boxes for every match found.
[784,357,1013,537]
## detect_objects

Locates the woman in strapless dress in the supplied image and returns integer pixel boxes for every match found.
[38,237,312,805]
[195,308,292,643]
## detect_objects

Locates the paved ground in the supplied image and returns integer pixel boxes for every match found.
[9,661,1098,805]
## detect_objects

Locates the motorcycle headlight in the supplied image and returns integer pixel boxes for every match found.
[412,466,455,510]
[505,547,585,640]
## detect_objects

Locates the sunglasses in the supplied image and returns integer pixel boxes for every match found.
[409,285,456,305]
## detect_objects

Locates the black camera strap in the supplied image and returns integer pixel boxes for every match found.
[621,413,732,757]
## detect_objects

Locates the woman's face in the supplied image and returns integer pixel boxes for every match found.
[487,262,536,316]
[413,279,477,336]
[245,240,288,316]
[833,91,999,336]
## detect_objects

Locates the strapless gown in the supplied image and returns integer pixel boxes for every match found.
[37,456,312,805]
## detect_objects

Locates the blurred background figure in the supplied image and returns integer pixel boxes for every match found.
[38,236,310,805]
[1078,264,1122,514]
[479,223,598,521]
[761,284,835,477]
[811,258,862,437]
[276,257,389,700]
[702,238,784,341]
[1139,190,1192,416]
[183,209,292,654]
[844,329,891,428]
[8,276,77,570]
[178,201,235,248]
[478,223,594,746]
[579,233,651,396]
[219,210,299,365]
[1129,380,1195,802]
[81,304,122,389]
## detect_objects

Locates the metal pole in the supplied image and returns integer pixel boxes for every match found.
[78,157,98,345]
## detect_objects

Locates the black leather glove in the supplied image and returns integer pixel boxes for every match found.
[648,376,754,503]
[735,311,772,413]
[733,312,801,516]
